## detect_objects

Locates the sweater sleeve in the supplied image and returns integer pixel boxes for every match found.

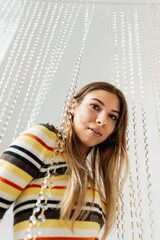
[0,124,57,221]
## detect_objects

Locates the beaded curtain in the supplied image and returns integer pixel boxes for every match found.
[0,0,160,240]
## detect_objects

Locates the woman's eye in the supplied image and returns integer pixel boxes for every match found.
[110,115,117,121]
[90,104,99,110]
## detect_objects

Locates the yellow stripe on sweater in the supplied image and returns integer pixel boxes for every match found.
[18,185,103,205]
[0,159,32,183]
[18,187,66,198]
[19,135,52,158]
[14,219,100,232]
[31,125,58,141]
[0,181,21,197]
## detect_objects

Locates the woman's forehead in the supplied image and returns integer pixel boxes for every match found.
[82,89,120,110]
[84,89,117,100]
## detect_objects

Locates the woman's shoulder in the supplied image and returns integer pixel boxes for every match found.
[39,123,58,134]
[21,123,58,144]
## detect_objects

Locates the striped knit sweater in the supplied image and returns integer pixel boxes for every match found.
[0,124,106,240]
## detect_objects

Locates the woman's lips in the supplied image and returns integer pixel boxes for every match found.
[89,128,102,136]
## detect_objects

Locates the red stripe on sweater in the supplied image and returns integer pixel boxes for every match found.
[23,133,54,151]
[25,185,106,203]
[26,185,99,191]
[0,176,23,191]
[25,184,66,189]
[25,184,106,205]
[21,237,98,240]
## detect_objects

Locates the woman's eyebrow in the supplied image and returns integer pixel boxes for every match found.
[112,110,120,115]
[91,98,120,115]
[91,98,105,106]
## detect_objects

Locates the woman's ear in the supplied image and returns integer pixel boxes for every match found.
[72,99,79,116]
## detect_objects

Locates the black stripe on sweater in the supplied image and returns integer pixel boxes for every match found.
[3,151,40,173]
[0,197,13,205]
[8,145,43,166]
[14,207,104,227]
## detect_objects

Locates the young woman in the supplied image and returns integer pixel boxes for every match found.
[0,81,129,240]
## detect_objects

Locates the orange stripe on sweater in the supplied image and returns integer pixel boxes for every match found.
[25,184,106,205]
[88,187,106,206]
[26,185,98,191]
[20,237,98,240]
[25,185,105,201]
[23,133,54,151]
[0,176,23,191]
[25,185,106,204]
[25,184,66,189]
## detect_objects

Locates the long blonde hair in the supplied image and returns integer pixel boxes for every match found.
[59,81,129,239]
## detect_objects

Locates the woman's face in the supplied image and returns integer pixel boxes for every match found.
[73,89,120,154]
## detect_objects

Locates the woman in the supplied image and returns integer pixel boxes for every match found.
[0,81,129,240]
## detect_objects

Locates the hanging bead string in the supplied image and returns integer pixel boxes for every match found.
[0,0,20,63]
[0,2,44,138]
[112,6,124,239]
[120,5,127,94]
[0,0,21,45]
[100,4,114,84]
[0,1,39,142]
[5,1,45,129]
[118,6,128,240]
[12,1,54,139]
[26,3,82,129]
[25,5,78,236]
[0,0,27,99]
[111,5,120,88]
[58,3,95,140]
[26,2,72,129]
[0,0,31,141]
[134,5,154,239]
[147,5,160,143]
[154,6,160,115]
[19,2,63,134]
[29,0,160,6]
[12,2,59,139]
[100,5,125,238]
[154,6,160,112]
[141,5,160,238]
[0,0,14,32]
[120,6,143,239]
[0,0,10,18]
[24,151,61,240]
[25,4,95,239]
[0,1,38,109]
[114,6,125,238]
[127,5,144,240]
[151,4,160,139]
[26,2,76,129]
[145,5,160,236]
[130,6,146,239]
[100,4,120,88]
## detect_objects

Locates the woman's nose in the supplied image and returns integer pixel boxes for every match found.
[96,114,107,126]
